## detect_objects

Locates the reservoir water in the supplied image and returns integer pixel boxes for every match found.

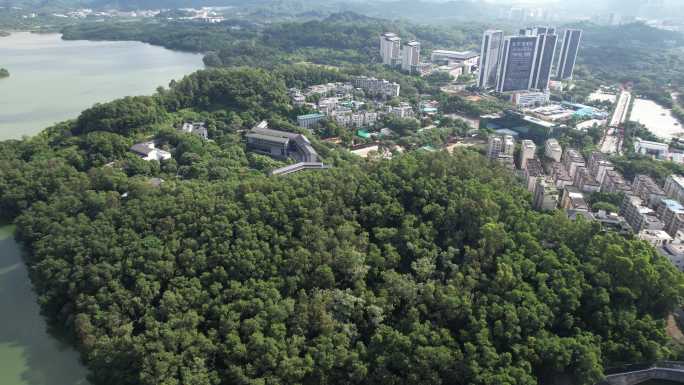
[0,32,204,384]
[0,32,204,140]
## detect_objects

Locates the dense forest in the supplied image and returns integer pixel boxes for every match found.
[0,66,683,385]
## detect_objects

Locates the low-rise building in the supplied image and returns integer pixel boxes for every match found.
[661,243,684,272]
[246,121,319,163]
[130,141,172,161]
[512,90,550,108]
[544,138,562,162]
[634,138,669,159]
[638,229,673,247]
[297,113,327,129]
[388,102,415,119]
[179,122,208,140]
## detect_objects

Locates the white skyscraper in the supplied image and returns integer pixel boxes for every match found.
[402,41,420,73]
[478,30,504,89]
[380,33,401,66]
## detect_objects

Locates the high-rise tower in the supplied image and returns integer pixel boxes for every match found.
[478,30,504,89]
[557,29,582,80]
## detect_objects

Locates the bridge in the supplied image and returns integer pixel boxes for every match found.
[270,162,330,176]
[600,361,684,385]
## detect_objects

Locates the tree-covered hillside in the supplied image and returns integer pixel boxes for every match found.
[0,67,683,385]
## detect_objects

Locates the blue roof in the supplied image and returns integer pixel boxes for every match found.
[298,113,326,119]
[663,199,684,213]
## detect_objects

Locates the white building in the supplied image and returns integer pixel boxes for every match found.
[511,90,550,108]
[380,33,402,66]
[130,141,172,162]
[402,41,421,73]
[430,50,480,67]
[638,229,673,247]
[389,103,415,119]
[179,122,208,140]
[634,138,669,159]
[352,76,400,98]
[297,113,326,129]
[544,138,562,162]
[519,139,536,170]
[562,148,586,179]
[488,134,515,166]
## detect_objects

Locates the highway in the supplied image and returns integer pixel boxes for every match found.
[600,90,631,154]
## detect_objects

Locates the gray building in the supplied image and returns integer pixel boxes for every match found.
[557,29,582,80]
[530,29,557,90]
[246,121,319,163]
[496,35,539,93]
[478,30,504,89]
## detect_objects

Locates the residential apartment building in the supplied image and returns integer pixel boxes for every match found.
[534,177,560,211]
[352,76,401,99]
[402,41,421,73]
[430,50,480,67]
[549,162,573,189]
[574,167,601,193]
[487,134,515,166]
[544,138,562,162]
[657,199,684,236]
[587,151,614,186]
[561,148,585,179]
[519,139,536,169]
[524,158,544,192]
[633,174,666,208]
[602,170,632,194]
[297,113,326,129]
[560,186,589,211]
[665,175,684,204]
[388,103,415,119]
[621,195,666,232]
[380,32,401,66]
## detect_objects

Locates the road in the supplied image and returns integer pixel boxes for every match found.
[600,90,631,154]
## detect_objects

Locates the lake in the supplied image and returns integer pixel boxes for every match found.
[0,32,205,140]
[0,225,91,385]
[0,32,204,385]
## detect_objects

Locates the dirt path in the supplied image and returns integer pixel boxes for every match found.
[667,314,684,345]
